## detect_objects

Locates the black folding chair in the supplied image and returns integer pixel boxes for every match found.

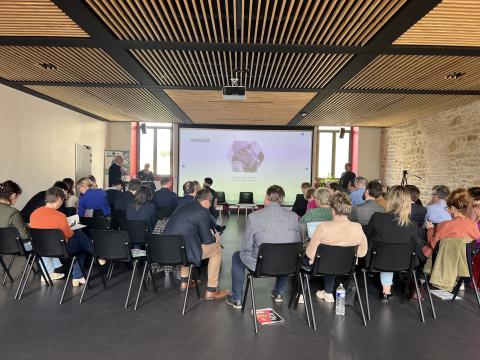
[155,207,174,221]
[239,192,254,204]
[18,228,87,304]
[111,210,127,230]
[362,239,436,323]
[450,241,480,311]
[80,229,140,308]
[80,216,111,238]
[300,245,366,330]
[133,234,200,315]
[0,227,38,287]
[241,242,303,334]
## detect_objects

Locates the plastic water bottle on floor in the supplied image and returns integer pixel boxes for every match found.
[335,283,346,316]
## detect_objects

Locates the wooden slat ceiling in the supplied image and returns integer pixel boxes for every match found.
[0,46,137,84]
[0,0,88,37]
[395,0,480,46]
[26,85,181,123]
[344,55,480,91]
[164,89,316,125]
[133,49,352,88]
[85,0,407,45]
[299,92,480,127]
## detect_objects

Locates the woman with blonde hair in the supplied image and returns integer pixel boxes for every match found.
[365,185,425,302]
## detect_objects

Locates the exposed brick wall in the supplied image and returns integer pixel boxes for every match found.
[380,100,480,204]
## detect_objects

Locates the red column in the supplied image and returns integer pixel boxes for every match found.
[351,127,359,174]
[130,122,138,179]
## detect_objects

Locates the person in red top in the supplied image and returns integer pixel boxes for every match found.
[30,187,93,286]
[424,188,480,258]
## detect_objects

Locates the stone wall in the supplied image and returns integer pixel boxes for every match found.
[380,99,480,203]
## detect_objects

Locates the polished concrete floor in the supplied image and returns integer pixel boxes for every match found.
[1,214,479,360]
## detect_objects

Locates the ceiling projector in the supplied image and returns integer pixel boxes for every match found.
[222,85,246,101]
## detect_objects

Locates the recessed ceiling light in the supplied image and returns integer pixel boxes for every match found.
[300,112,308,117]
[38,63,58,71]
[445,71,465,80]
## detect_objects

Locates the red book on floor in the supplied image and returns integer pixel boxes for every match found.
[255,308,285,326]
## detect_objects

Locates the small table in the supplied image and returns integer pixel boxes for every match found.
[236,203,257,221]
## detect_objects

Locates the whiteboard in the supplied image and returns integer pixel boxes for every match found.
[75,144,92,181]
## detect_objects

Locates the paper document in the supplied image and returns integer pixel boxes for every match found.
[67,215,86,230]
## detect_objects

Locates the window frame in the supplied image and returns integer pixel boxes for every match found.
[317,127,352,179]
[137,122,173,176]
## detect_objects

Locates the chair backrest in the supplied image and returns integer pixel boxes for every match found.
[30,228,69,258]
[306,222,321,238]
[145,234,188,265]
[80,216,111,238]
[0,227,25,255]
[311,245,358,276]
[91,230,131,261]
[126,220,147,244]
[216,191,226,204]
[368,238,417,272]
[239,192,254,204]
[155,206,174,221]
[254,242,303,277]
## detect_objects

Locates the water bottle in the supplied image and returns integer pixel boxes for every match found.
[335,283,346,316]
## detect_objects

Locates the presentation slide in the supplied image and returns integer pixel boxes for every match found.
[178,126,313,205]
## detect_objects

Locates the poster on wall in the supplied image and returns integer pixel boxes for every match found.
[104,150,130,188]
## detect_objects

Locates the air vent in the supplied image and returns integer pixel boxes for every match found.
[445,72,465,80]
[39,62,58,71]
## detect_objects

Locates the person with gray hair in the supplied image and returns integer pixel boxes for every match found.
[350,176,367,206]
[425,185,452,224]
[226,185,300,308]
[299,188,333,224]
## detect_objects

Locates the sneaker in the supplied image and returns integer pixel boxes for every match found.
[380,293,393,303]
[459,283,465,291]
[72,277,86,287]
[41,272,65,281]
[316,290,334,303]
[98,259,107,266]
[226,295,242,309]
[298,294,304,304]
[271,291,284,303]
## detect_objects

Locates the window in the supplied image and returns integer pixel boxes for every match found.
[139,123,172,175]
[317,127,351,178]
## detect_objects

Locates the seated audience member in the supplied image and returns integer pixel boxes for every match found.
[105,179,124,209]
[305,192,368,303]
[291,182,311,217]
[163,189,228,300]
[20,181,69,221]
[425,185,451,224]
[305,187,317,210]
[77,177,111,217]
[467,187,480,229]
[339,162,356,192]
[300,188,333,224]
[30,187,93,286]
[114,179,142,212]
[350,177,367,206]
[175,181,198,209]
[328,182,341,193]
[63,178,78,209]
[153,176,178,210]
[365,186,426,302]
[349,181,385,226]
[0,181,65,280]
[126,185,156,231]
[405,185,427,227]
[88,175,98,189]
[376,184,387,209]
[203,177,226,233]
[138,163,154,182]
[226,185,300,308]
[424,188,480,258]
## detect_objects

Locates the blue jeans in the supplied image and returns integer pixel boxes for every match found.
[66,230,93,279]
[24,242,61,274]
[231,251,289,301]
[380,272,394,286]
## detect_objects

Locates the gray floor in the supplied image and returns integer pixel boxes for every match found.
[0,214,478,360]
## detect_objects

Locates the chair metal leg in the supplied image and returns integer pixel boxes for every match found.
[108,262,115,279]
[182,265,193,316]
[2,255,15,285]
[192,267,201,299]
[362,269,371,321]
[18,255,37,300]
[412,271,425,323]
[124,260,138,309]
[237,207,240,221]
[299,273,311,328]
[422,271,436,319]
[288,274,298,308]
[38,257,52,286]
[134,261,148,311]
[353,273,367,326]
[249,275,258,334]
[241,276,250,312]
[59,257,76,305]
[304,274,316,331]
[15,254,32,300]
[79,256,96,304]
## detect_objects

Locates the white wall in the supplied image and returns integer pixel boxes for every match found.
[357,127,381,180]
[0,84,108,209]
[107,121,131,150]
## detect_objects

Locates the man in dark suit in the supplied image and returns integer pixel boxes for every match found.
[339,163,356,192]
[163,189,229,300]
[105,179,123,210]
[175,181,197,209]
[406,185,427,226]
[108,155,123,187]
[21,181,69,222]
[153,176,178,209]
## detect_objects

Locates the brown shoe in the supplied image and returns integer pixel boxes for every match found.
[205,289,229,300]
[180,280,201,291]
